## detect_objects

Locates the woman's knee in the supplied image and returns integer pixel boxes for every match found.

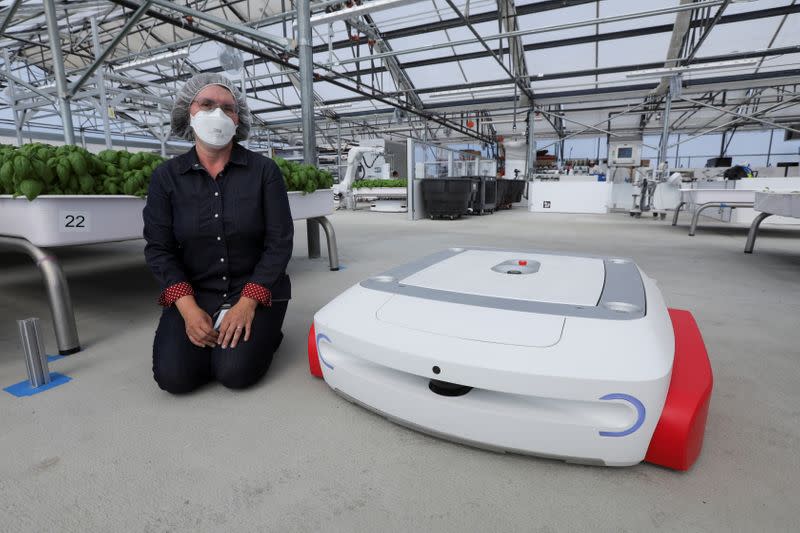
[153,363,207,394]
[152,334,210,394]
[214,360,271,389]
[214,346,274,390]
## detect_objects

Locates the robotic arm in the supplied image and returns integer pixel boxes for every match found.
[333,146,384,198]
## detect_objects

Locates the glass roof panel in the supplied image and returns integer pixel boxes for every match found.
[695,20,779,58]
[405,62,468,89]
[771,14,800,48]
[597,33,672,69]
[525,43,597,76]
[596,0,687,31]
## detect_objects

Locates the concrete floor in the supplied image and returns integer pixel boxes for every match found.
[1,207,799,532]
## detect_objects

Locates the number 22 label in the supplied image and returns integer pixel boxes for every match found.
[59,211,90,232]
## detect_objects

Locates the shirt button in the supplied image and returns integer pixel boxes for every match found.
[222,276,227,280]
[217,236,221,241]
[220,258,225,262]
[223,293,227,298]
[214,192,219,197]
[214,213,219,218]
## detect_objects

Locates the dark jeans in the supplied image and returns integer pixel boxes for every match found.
[152,301,288,394]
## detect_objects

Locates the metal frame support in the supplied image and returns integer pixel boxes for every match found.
[3,48,23,145]
[407,138,416,221]
[0,237,81,356]
[306,218,321,258]
[297,0,323,258]
[657,80,674,176]
[0,0,22,36]
[688,201,754,236]
[526,108,536,176]
[304,216,340,270]
[744,212,772,253]
[70,2,151,97]
[678,95,800,136]
[43,0,75,145]
[90,17,113,150]
[315,216,339,271]
[298,0,316,166]
[147,0,294,50]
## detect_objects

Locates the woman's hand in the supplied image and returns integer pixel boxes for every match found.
[175,296,218,348]
[217,297,258,349]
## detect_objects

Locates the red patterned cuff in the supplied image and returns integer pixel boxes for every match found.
[158,282,194,307]
[241,283,272,306]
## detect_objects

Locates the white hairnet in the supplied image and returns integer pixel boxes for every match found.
[171,73,251,142]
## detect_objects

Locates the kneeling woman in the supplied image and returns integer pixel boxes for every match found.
[143,73,293,394]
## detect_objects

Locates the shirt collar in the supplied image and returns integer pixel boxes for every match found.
[179,143,248,174]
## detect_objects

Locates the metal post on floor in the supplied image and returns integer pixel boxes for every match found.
[0,236,81,355]
[18,318,50,388]
[43,0,75,145]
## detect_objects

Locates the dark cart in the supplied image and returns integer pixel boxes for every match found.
[420,178,476,220]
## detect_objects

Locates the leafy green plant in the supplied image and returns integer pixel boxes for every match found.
[0,142,164,201]
[351,178,407,189]
[273,157,334,194]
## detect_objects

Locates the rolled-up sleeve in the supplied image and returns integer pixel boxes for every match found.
[247,162,294,293]
[143,168,190,299]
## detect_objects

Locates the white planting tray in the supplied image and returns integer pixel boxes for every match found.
[352,187,408,198]
[754,191,800,218]
[681,188,756,205]
[0,195,146,247]
[1,189,335,247]
[288,189,334,220]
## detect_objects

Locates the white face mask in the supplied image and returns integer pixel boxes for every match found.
[190,107,237,148]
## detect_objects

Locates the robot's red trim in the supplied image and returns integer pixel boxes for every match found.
[308,322,323,378]
[645,309,713,471]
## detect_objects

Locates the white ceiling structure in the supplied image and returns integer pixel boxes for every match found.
[0,0,798,151]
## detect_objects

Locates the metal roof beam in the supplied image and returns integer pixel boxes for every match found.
[68,1,151,97]
[314,0,603,53]
[443,0,533,115]
[0,0,23,37]
[341,15,424,110]
[146,0,295,51]
[106,0,492,143]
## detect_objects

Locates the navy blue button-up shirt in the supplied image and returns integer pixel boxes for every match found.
[143,143,293,313]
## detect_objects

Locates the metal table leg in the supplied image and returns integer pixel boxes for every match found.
[306,218,321,258]
[744,212,772,254]
[688,202,754,236]
[671,201,685,226]
[314,216,340,271]
[0,236,81,355]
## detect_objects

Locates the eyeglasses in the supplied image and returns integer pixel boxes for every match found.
[192,98,238,117]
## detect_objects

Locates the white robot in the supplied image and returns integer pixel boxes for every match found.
[308,248,713,470]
